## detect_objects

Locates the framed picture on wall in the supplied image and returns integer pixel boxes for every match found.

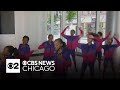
[0,11,15,34]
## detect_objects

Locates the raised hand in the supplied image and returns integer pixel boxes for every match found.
[80,26,83,30]
[66,26,69,29]
[77,26,82,30]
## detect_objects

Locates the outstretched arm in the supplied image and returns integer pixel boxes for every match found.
[17,50,39,61]
[24,50,35,61]
[77,43,86,52]
[38,42,45,49]
[114,37,120,46]
[93,37,101,42]
[89,33,101,42]
[102,31,111,41]
[88,34,101,49]
[61,26,69,39]
[78,27,84,37]
[77,43,81,49]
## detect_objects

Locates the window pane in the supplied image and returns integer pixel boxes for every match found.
[53,11,61,40]
[79,11,97,45]
[62,11,78,43]
[47,11,51,36]
[65,11,78,35]
[99,11,106,37]
[47,11,61,40]
[81,11,97,37]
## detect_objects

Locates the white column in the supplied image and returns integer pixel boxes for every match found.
[60,11,63,38]
[60,11,66,41]
[96,11,100,33]
[76,11,81,52]
[113,11,120,75]
[77,11,81,34]
[106,11,120,77]
[106,11,117,36]
[114,11,119,38]
[39,11,47,41]
[51,11,54,34]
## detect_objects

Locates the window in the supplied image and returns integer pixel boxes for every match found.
[53,11,61,40]
[46,11,106,45]
[47,11,61,40]
[65,11,78,35]
[47,11,50,37]
[0,11,15,34]
[46,11,107,53]
[99,11,106,37]
[61,11,78,43]
[81,11,97,37]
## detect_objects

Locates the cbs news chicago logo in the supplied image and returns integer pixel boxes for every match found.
[6,59,55,73]
[6,59,20,73]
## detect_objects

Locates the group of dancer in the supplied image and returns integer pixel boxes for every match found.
[0,26,120,79]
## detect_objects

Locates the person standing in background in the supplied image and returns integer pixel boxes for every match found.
[38,34,55,61]
[61,26,83,72]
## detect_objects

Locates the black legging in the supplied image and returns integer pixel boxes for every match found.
[103,59,116,78]
[96,51,102,71]
[80,61,95,79]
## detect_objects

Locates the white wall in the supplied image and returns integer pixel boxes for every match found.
[0,11,47,53]
[23,11,47,51]
[106,11,120,74]
[114,11,120,72]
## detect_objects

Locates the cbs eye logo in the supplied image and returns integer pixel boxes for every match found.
[7,63,19,69]
[6,59,20,73]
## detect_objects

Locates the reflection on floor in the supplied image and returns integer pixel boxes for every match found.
[19,55,120,79]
